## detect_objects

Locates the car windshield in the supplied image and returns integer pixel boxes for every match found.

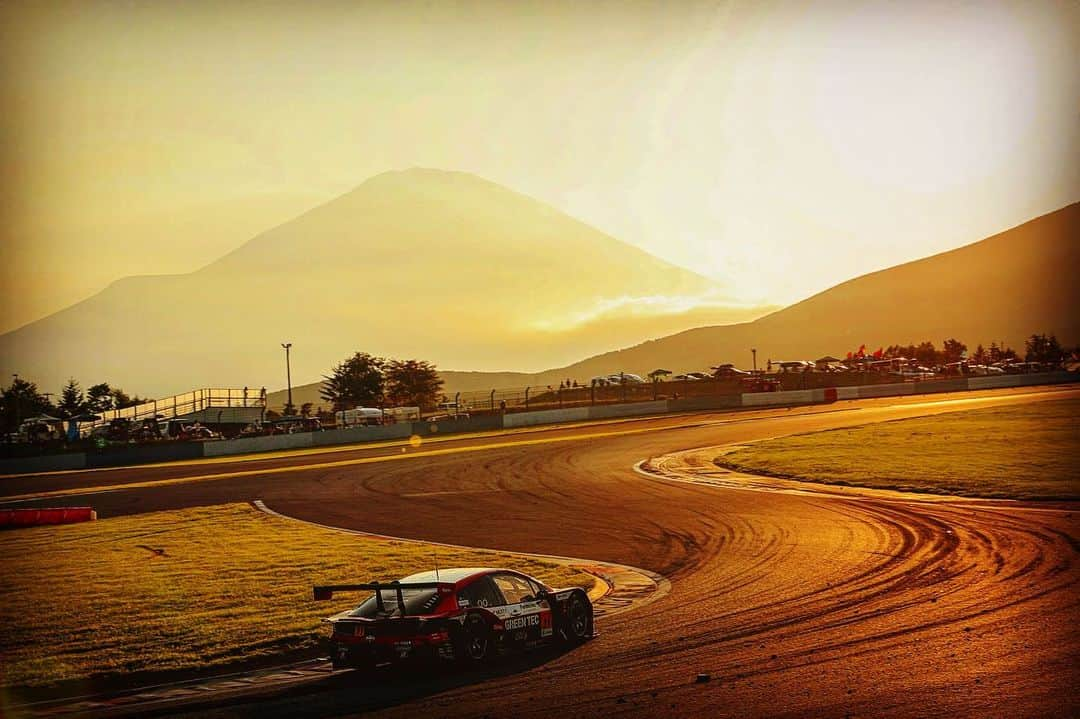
[349,588,441,617]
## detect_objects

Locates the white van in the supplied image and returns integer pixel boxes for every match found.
[335,407,384,427]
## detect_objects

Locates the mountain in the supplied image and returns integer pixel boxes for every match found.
[267,202,1078,409]
[0,169,767,396]
[551,201,1079,377]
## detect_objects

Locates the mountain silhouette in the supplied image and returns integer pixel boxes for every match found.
[0,169,764,395]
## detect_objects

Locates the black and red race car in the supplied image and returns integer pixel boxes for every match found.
[314,567,594,669]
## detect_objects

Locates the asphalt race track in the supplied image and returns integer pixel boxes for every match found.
[4,385,1078,718]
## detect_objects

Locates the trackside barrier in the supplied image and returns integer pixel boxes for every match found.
[0,507,96,528]
[87,441,204,468]
[0,452,87,475]
[202,432,314,457]
[411,415,505,437]
[917,378,968,394]
[835,386,860,400]
[588,400,668,420]
[967,374,1048,390]
[666,395,744,412]
[503,407,590,428]
[856,382,915,399]
[977,371,1074,389]
[311,425,412,446]
[742,389,815,407]
[823,388,838,402]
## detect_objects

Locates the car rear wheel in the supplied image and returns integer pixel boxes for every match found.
[459,613,492,662]
[564,593,592,644]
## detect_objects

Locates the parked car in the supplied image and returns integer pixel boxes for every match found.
[711,364,750,378]
[316,567,594,669]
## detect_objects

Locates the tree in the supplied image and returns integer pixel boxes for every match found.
[320,352,385,411]
[1,378,55,434]
[111,387,134,408]
[86,383,115,413]
[1025,333,1066,366]
[384,359,443,411]
[58,379,86,419]
[300,402,313,417]
[941,338,967,364]
[913,341,937,366]
[971,344,988,365]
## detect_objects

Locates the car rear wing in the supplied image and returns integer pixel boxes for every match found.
[313,581,451,614]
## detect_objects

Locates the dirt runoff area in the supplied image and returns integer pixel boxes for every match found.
[716,397,1080,500]
[0,503,593,690]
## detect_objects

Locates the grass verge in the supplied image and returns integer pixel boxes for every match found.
[716,398,1080,500]
[0,503,593,690]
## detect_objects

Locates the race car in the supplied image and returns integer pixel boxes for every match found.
[314,567,594,669]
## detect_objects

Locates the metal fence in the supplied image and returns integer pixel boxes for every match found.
[439,368,1034,417]
[87,387,266,429]
[446,378,742,416]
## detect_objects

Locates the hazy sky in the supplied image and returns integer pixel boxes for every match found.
[2,0,1077,333]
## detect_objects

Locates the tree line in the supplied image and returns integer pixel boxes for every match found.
[860,334,1072,367]
[315,352,444,414]
[1,378,145,434]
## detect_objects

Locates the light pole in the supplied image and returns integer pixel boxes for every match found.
[751,348,757,373]
[281,343,293,415]
[11,374,19,431]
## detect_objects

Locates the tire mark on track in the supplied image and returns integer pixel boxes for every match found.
[634,448,1079,695]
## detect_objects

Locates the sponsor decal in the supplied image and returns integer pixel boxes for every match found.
[504,614,541,631]
[457,598,470,608]
[540,610,553,637]
[555,591,571,601]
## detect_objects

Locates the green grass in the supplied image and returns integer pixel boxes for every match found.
[0,504,593,689]
[717,398,1080,500]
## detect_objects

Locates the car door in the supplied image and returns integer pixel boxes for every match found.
[491,573,553,644]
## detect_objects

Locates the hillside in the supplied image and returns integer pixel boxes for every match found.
[269,202,1078,409]
[553,201,1080,381]
[0,169,766,396]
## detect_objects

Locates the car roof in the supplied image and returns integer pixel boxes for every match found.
[399,567,502,585]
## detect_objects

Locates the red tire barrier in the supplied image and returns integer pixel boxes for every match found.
[0,507,96,528]
[824,388,838,403]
